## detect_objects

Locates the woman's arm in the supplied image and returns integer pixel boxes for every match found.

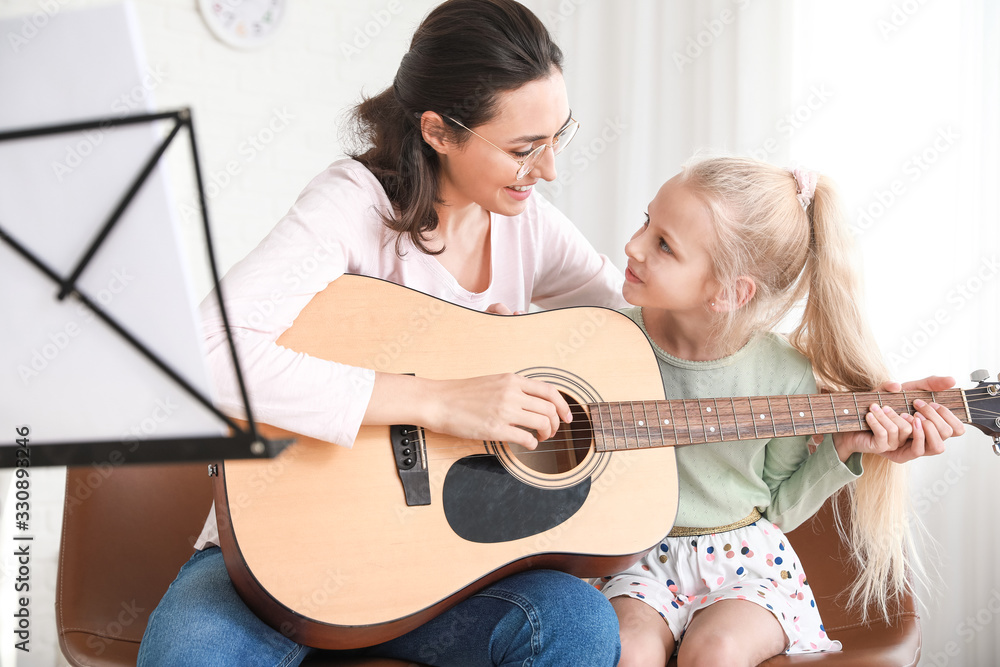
[199,164,380,447]
[365,372,571,450]
[203,164,578,449]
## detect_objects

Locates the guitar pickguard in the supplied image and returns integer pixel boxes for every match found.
[442,454,591,543]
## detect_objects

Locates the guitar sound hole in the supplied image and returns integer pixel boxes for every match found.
[511,393,593,474]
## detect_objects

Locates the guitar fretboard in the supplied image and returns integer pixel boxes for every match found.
[588,389,968,451]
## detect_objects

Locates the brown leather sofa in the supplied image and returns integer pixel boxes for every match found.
[56,462,919,666]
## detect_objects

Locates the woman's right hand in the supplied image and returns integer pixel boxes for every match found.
[365,372,571,450]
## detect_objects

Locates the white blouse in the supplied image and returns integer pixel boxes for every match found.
[195,158,625,549]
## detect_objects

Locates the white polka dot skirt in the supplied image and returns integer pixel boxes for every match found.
[599,520,842,654]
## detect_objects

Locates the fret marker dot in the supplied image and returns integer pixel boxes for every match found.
[664,419,670,425]
[799,412,805,417]
[843,409,849,414]
[710,427,716,432]
[760,414,765,419]
[706,407,712,412]
[638,420,644,426]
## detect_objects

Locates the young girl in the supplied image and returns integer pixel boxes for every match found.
[601,156,964,666]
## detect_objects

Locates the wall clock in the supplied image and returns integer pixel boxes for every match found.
[198,0,287,50]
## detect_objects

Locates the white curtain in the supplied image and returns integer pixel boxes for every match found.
[535,0,795,261]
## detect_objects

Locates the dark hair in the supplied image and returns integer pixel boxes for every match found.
[346,0,563,255]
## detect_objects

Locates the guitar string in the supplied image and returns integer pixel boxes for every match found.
[388,381,989,456]
[400,395,1000,459]
[380,392,998,463]
[445,393,996,445]
[416,422,998,461]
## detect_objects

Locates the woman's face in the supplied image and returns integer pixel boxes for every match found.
[436,68,572,217]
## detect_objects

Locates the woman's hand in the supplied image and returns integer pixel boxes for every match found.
[365,372,570,450]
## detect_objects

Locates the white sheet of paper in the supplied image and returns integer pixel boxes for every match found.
[0,2,227,450]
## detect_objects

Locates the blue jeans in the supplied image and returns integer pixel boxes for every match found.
[137,547,620,667]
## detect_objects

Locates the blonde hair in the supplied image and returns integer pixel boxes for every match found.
[681,155,916,622]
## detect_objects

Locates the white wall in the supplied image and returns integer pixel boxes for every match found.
[1,1,997,666]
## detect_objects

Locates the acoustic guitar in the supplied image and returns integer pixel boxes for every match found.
[213,274,1000,649]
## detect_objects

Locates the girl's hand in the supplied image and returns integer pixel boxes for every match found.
[829,376,966,463]
[832,404,913,462]
[877,376,966,462]
[366,372,570,450]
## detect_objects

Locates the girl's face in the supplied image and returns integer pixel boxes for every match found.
[436,68,571,217]
[623,175,722,313]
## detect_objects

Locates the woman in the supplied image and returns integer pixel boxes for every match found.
[139,1,625,665]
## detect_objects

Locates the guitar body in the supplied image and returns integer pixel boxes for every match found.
[214,274,676,649]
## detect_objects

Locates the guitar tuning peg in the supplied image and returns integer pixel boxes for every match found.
[971,369,991,383]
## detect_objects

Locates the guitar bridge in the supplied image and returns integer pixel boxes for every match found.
[391,424,430,506]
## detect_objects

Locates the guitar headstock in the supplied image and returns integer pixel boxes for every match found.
[966,370,1000,455]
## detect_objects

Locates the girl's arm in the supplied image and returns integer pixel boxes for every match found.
[761,433,862,532]
[757,359,867,531]
[766,381,965,530]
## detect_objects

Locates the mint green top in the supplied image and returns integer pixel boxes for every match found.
[623,307,863,532]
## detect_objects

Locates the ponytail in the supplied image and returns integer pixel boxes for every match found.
[791,179,919,623]
[348,88,443,255]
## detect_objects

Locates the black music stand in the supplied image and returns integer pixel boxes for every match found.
[0,108,291,467]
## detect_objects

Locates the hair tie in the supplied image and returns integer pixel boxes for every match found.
[790,168,818,209]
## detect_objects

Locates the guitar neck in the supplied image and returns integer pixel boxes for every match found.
[589,389,970,451]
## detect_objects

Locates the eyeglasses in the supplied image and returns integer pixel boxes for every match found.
[443,114,580,180]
